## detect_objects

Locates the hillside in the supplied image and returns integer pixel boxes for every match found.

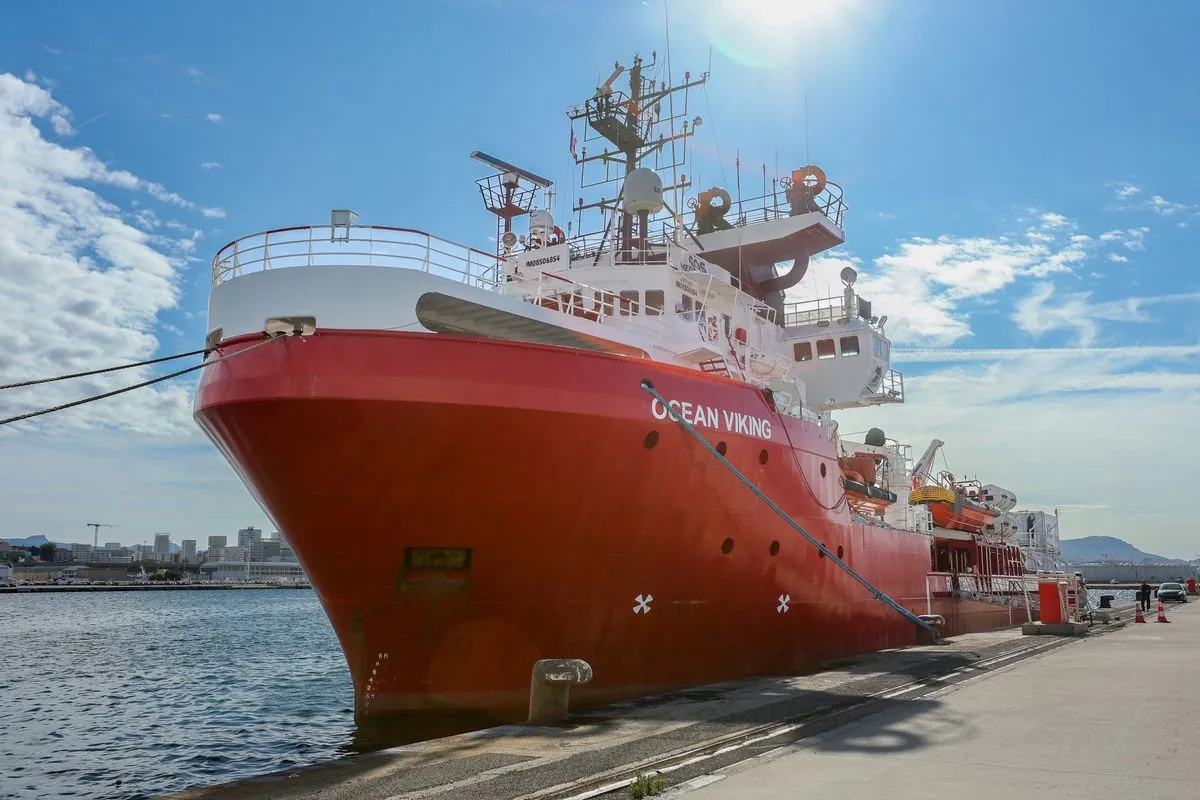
[1061,536,1186,564]
[1,535,50,548]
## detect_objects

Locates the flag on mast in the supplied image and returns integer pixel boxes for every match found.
[570,125,578,161]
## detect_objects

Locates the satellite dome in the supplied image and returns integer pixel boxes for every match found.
[623,168,664,215]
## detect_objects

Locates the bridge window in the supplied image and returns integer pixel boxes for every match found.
[595,291,615,316]
[839,335,860,356]
[816,338,836,359]
[644,290,665,316]
[793,341,813,362]
[619,290,639,316]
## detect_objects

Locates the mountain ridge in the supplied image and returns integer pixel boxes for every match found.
[1061,535,1188,564]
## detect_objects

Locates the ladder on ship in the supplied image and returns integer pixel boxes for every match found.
[640,379,937,634]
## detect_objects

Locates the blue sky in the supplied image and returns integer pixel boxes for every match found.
[1,0,1198,556]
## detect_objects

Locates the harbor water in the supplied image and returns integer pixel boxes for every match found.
[0,590,355,799]
[0,586,1147,799]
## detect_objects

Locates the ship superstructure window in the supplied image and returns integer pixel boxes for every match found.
[839,335,860,356]
[816,339,836,359]
[645,290,665,316]
[793,341,813,362]
[619,290,639,316]
[595,290,615,316]
[680,294,694,320]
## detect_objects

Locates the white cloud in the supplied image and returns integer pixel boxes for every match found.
[199,161,222,170]
[1098,227,1149,251]
[791,214,1092,347]
[42,44,65,57]
[201,207,226,219]
[1107,253,1128,263]
[1147,195,1196,216]
[1012,283,1200,347]
[186,66,207,81]
[0,71,198,435]
[206,113,222,123]
[1112,182,1197,218]
[862,345,1200,557]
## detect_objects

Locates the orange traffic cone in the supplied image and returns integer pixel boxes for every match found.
[1156,599,1170,623]
[1135,605,1146,623]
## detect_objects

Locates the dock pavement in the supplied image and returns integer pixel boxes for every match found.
[169,603,1143,800]
[672,600,1199,799]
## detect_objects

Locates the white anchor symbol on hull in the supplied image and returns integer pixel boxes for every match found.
[777,594,791,613]
[633,594,654,614]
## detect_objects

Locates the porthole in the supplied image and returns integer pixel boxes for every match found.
[769,540,780,556]
[819,545,827,559]
[721,537,735,554]
[759,449,769,465]
[716,441,728,456]
[837,545,844,560]
[819,463,827,478]
[643,431,659,449]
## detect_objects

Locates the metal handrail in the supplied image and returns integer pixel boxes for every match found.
[211,225,501,289]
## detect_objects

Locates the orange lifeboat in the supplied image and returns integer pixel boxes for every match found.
[910,478,1001,534]
[839,452,895,515]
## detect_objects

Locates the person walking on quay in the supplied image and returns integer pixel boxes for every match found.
[1140,580,1152,611]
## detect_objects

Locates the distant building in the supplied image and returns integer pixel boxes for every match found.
[90,549,133,565]
[237,527,262,549]
[201,561,307,582]
[153,534,171,562]
[104,542,122,550]
[224,545,246,563]
[181,540,197,563]
[208,535,228,550]
[72,543,93,563]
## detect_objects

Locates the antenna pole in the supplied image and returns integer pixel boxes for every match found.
[804,93,810,164]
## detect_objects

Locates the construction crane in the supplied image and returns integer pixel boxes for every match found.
[85,522,117,549]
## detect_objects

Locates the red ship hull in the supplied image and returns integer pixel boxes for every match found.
[194,330,1019,718]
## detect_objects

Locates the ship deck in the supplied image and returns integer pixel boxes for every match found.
[165,609,1137,800]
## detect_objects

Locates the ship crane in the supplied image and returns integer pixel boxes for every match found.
[911,439,944,490]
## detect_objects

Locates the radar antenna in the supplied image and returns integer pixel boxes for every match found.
[470,151,554,256]
[567,51,707,263]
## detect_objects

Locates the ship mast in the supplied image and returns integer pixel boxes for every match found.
[567,53,707,262]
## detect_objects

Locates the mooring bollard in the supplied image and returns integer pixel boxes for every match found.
[917,614,946,644]
[528,658,593,725]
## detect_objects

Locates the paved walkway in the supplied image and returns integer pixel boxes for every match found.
[675,601,1198,799]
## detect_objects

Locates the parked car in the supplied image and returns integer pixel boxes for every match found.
[1157,582,1188,603]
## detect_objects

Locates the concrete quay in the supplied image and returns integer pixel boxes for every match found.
[167,607,1136,800]
[674,601,1198,799]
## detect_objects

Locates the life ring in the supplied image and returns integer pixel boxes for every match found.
[790,165,827,196]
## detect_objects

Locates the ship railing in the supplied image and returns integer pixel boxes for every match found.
[783,293,875,329]
[926,571,1033,615]
[517,270,676,342]
[708,179,848,231]
[211,225,502,290]
[866,368,905,404]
